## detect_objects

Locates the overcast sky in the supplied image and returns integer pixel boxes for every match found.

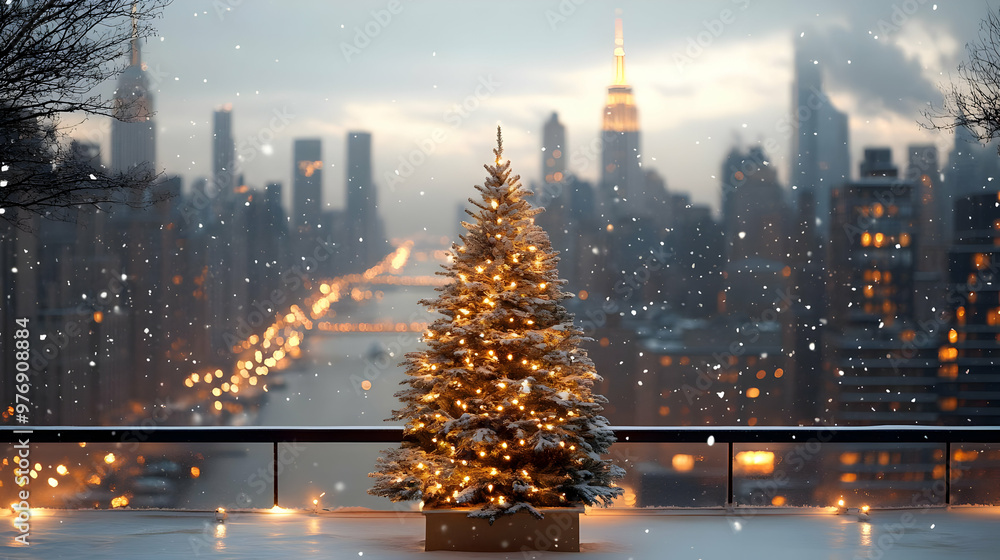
[73,0,994,238]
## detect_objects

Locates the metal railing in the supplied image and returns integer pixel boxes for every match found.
[4,425,999,508]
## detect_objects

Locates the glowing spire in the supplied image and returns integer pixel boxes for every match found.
[613,18,626,86]
[603,16,638,133]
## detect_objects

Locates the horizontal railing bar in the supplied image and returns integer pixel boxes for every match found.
[615,426,1000,444]
[2,425,999,444]
[0,426,404,444]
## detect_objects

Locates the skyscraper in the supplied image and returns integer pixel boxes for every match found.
[791,40,850,238]
[346,131,382,267]
[827,148,938,425]
[111,17,156,200]
[941,193,1000,425]
[907,145,948,324]
[247,181,289,306]
[107,15,162,417]
[592,17,663,306]
[785,41,849,423]
[600,18,642,216]
[945,117,1000,202]
[719,145,790,316]
[542,112,566,184]
[292,138,323,231]
[213,106,235,195]
[721,145,788,265]
[537,113,570,258]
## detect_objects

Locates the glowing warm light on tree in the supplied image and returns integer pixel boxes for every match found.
[369,127,623,522]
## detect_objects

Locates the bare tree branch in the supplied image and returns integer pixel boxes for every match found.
[924,7,1000,154]
[0,0,171,231]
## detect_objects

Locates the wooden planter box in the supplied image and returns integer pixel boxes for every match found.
[424,507,582,552]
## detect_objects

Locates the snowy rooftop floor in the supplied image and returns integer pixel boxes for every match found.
[3,507,1000,559]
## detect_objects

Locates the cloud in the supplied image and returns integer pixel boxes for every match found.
[796,25,943,117]
[68,0,985,238]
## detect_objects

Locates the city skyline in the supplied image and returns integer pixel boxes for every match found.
[68,0,992,238]
[7,3,1000,534]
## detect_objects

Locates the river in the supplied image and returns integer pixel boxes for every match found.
[180,249,443,511]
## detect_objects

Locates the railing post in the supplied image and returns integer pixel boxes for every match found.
[273,441,279,508]
[945,440,951,506]
[727,441,734,507]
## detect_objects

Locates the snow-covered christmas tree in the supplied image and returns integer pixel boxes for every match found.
[370,127,624,521]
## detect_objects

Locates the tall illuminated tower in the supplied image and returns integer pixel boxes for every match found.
[600,18,642,216]
[111,11,156,198]
[292,138,323,231]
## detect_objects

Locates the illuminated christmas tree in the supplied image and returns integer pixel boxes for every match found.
[370,127,623,520]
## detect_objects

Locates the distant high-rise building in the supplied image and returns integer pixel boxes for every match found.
[213,106,235,195]
[600,18,642,216]
[859,148,895,178]
[265,181,284,210]
[827,148,938,425]
[247,181,289,304]
[907,145,948,324]
[783,190,826,426]
[346,131,383,267]
[534,113,612,305]
[542,112,566,184]
[591,18,666,306]
[941,193,1000,425]
[791,39,850,238]
[292,139,323,231]
[537,113,570,261]
[946,120,982,200]
[263,180,288,278]
[70,140,102,171]
[782,119,848,421]
[945,117,1000,205]
[720,145,790,317]
[721,145,788,264]
[786,40,850,421]
[111,19,156,203]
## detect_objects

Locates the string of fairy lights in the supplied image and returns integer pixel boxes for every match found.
[180,241,448,415]
[3,241,453,512]
[371,141,616,512]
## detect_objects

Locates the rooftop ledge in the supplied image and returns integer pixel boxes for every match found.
[7,424,1000,443]
[4,426,999,557]
[3,506,1000,559]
